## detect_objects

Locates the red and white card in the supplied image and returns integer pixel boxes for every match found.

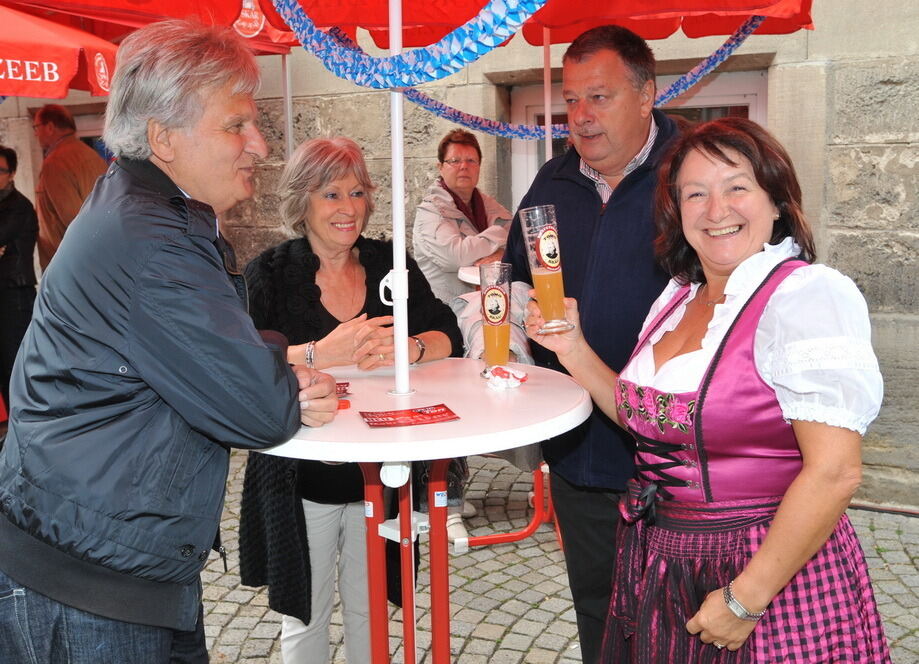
[359,404,459,428]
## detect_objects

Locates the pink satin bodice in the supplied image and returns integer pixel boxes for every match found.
[615,259,807,502]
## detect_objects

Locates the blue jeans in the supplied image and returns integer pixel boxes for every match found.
[0,567,207,664]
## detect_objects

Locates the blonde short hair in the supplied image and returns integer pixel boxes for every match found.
[279,137,376,237]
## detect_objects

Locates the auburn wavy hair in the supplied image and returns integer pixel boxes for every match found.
[654,117,815,284]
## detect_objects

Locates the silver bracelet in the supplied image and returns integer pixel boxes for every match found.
[305,340,316,369]
[723,581,767,621]
[410,335,425,365]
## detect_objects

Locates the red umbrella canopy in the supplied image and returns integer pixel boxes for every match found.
[0,4,117,97]
[522,0,812,44]
[4,0,296,54]
[275,0,812,49]
[4,0,242,29]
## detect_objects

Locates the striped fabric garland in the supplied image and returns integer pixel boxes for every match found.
[271,0,548,89]
[276,0,764,140]
[403,15,765,139]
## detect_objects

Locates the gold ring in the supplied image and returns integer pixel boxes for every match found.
[378,353,385,361]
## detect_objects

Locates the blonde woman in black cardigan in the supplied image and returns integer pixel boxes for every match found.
[239,137,462,663]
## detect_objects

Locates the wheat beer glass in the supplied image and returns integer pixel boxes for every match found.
[519,204,574,334]
[479,262,512,371]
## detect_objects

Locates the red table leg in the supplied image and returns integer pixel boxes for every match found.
[427,458,451,664]
[359,462,390,664]
[466,466,549,547]
[398,478,417,664]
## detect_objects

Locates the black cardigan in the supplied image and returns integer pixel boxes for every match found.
[238,235,462,623]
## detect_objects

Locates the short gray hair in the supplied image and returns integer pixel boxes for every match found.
[103,20,260,159]
[279,137,376,238]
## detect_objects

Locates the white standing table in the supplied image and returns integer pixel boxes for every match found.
[457,265,480,287]
[265,358,591,664]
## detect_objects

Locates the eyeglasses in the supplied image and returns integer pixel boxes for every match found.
[442,157,480,167]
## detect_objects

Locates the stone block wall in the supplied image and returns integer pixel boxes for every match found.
[222,83,508,267]
[824,56,919,507]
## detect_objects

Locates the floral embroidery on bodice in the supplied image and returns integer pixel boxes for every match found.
[617,380,696,435]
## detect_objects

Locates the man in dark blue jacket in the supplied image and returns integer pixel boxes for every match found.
[503,26,678,663]
[0,20,338,663]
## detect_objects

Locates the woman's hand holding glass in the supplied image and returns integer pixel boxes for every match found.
[524,290,584,359]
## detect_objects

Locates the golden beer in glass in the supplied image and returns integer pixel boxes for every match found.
[519,205,574,334]
[479,262,512,371]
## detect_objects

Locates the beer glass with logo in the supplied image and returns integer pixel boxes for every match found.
[479,262,512,372]
[519,204,574,334]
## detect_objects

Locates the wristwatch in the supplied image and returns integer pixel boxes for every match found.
[723,581,766,621]
[410,335,426,365]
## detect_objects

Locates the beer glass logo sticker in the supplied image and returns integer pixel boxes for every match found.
[94,53,110,92]
[234,0,266,38]
[482,287,509,325]
[535,228,561,270]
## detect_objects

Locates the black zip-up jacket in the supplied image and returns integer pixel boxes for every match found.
[0,158,302,630]
[0,184,38,287]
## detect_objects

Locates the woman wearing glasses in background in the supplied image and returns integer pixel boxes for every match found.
[411,128,513,541]
[412,128,512,304]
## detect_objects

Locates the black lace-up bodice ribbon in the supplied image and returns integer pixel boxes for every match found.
[619,435,688,525]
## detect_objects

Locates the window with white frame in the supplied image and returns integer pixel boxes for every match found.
[508,70,767,210]
[74,111,111,162]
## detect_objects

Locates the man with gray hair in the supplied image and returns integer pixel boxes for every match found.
[0,20,338,663]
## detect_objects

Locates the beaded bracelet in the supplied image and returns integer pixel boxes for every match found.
[305,340,316,369]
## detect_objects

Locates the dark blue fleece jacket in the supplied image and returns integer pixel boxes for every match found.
[504,109,677,490]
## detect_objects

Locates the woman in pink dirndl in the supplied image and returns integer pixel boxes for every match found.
[525,117,890,663]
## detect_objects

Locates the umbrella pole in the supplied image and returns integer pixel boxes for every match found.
[388,0,411,398]
[281,53,294,159]
[543,28,553,161]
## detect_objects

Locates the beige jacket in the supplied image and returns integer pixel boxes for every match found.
[412,180,511,303]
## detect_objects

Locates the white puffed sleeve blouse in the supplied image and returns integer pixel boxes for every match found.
[620,238,883,435]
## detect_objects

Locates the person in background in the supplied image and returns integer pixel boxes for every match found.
[413,128,512,303]
[239,136,462,664]
[32,103,107,269]
[453,25,679,662]
[0,20,338,664]
[0,145,37,423]
[526,117,890,663]
[413,128,512,539]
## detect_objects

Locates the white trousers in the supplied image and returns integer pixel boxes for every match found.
[280,499,370,664]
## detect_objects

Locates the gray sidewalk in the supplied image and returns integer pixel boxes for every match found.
[205,452,919,663]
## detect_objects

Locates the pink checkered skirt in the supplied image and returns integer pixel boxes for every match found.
[601,496,891,663]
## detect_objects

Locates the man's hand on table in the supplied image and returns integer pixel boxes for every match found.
[292,365,338,427]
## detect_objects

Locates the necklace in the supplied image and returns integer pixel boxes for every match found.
[700,283,726,307]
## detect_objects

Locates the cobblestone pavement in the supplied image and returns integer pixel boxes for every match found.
[205,452,919,664]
